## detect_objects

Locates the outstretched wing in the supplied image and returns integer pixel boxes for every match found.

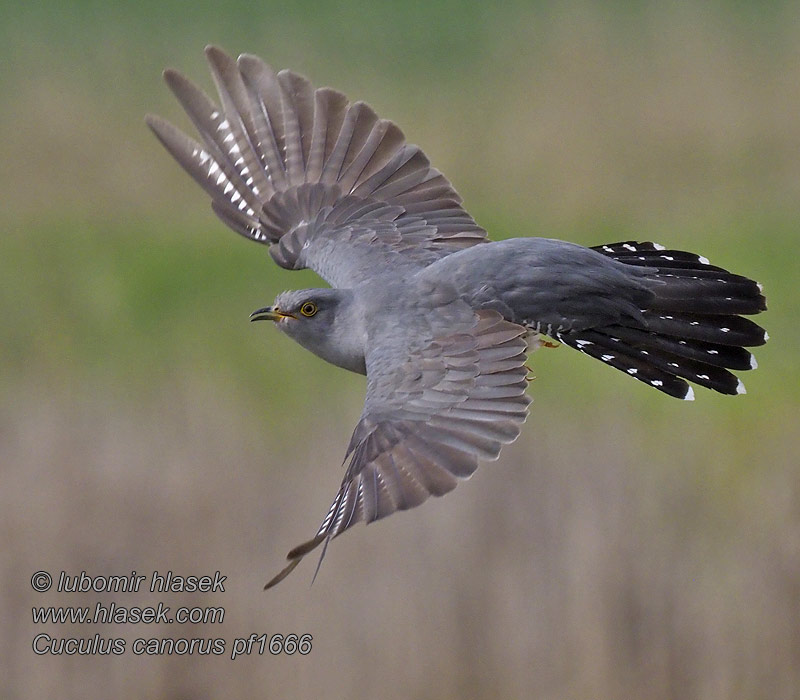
[265,300,531,588]
[146,46,487,287]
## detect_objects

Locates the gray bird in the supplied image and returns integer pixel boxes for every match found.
[146,47,768,588]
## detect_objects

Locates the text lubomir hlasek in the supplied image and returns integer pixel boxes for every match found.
[56,570,226,593]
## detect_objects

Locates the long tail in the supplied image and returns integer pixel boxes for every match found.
[555,241,768,400]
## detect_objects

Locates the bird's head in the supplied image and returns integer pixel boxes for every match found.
[250,288,366,374]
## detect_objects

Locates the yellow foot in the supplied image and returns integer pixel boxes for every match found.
[524,364,536,382]
[540,338,560,349]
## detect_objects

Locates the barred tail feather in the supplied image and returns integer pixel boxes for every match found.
[555,331,699,399]
[639,312,766,347]
[560,241,768,399]
[557,328,747,398]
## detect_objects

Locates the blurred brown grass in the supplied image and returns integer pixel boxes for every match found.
[2,2,799,699]
[5,388,798,698]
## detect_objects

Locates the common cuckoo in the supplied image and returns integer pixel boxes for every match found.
[146,47,768,587]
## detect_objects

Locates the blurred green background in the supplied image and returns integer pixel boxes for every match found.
[3,1,798,698]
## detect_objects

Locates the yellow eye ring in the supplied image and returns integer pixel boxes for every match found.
[300,301,318,317]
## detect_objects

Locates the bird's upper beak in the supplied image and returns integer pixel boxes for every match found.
[250,306,295,322]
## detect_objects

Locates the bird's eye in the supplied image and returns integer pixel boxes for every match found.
[300,301,318,317]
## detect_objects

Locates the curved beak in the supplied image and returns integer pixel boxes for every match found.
[250,306,294,322]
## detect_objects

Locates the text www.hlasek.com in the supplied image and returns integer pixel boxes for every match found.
[31,570,312,659]
[33,602,224,625]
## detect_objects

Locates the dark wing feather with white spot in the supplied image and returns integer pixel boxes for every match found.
[264,304,530,588]
[146,46,487,287]
[556,241,768,399]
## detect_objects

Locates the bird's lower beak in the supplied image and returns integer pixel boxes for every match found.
[250,306,294,322]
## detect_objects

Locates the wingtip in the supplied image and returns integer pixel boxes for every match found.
[162,66,181,84]
[144,113,172,140]
[263,532,329,589]
[237,52,274,76]
[162,67,193,97]
[204,44,231,67]
[263,558,302,590]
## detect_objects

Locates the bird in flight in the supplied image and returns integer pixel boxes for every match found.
[147,46,767,588]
